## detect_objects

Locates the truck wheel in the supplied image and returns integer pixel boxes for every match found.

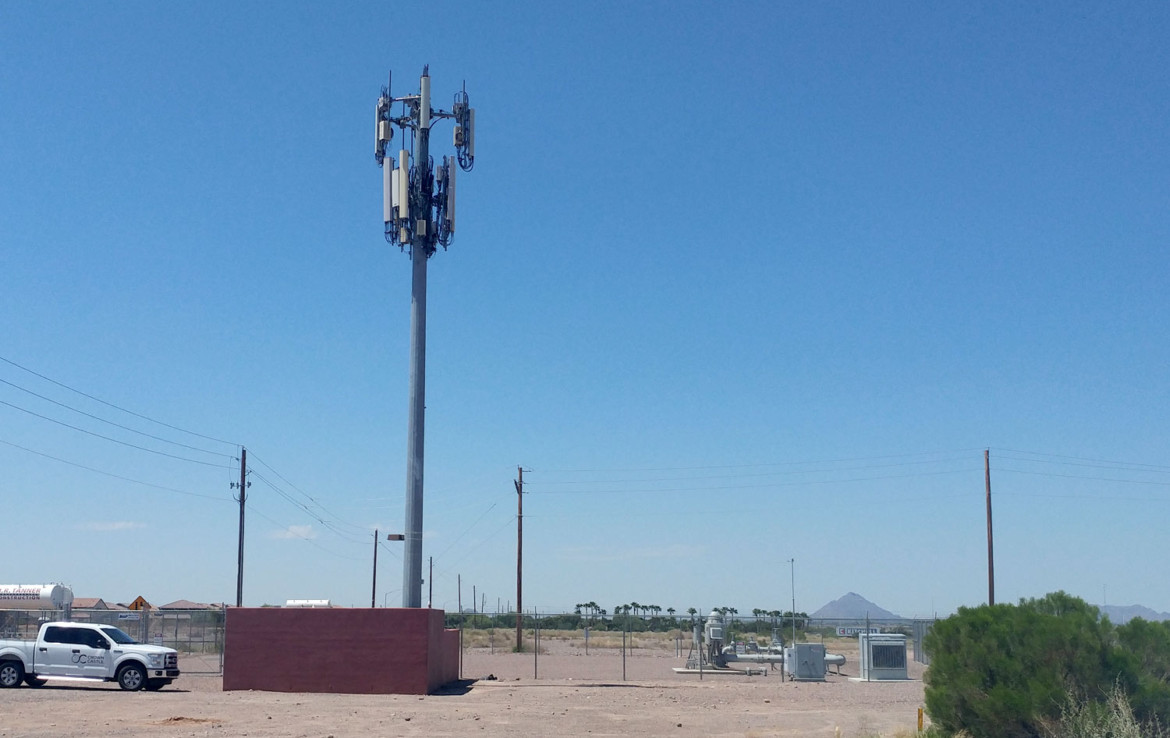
[24,675,46,687]
[0,660,24,688]
[117,663,146,691]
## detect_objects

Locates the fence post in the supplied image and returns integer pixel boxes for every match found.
[622,618,627,681]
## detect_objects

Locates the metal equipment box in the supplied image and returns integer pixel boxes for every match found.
[858,633,908,680]
[784,643,827,681]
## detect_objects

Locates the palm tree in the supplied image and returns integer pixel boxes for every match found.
[585,601,600,625]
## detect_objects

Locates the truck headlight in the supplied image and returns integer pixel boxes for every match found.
[148,654,163,668]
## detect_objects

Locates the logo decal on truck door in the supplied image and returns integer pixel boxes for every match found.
[71,653,105,665]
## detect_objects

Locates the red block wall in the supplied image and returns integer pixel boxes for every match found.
[223,608,459,695]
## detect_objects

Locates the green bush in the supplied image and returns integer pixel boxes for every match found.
[1115,618,1170,723]
[924,592,1129,738]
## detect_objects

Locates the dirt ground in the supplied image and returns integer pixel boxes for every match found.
[0,637,928,737]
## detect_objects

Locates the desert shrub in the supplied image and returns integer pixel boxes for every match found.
[1041,683,1168,738]
[1115,618,1170,724]
[924,592,1128,738]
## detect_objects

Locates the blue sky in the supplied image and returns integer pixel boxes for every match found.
[1,2,1168,618]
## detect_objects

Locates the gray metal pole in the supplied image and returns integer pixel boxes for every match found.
[402,70,431,609]
[789,558,796,646]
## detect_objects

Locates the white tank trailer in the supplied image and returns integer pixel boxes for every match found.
[0,584,74,617]
[674,611,845,680]
[283,599,333,608]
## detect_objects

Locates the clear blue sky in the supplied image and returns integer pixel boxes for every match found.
[2,1,1167,618]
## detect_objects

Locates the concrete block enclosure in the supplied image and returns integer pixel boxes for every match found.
[223,607,459,694]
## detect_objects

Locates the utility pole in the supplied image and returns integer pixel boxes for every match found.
[371,529,379,608]
[375,67,475,608]
[233,447,248,608]
[985,449,995,606]
[515,466,524,650]
[789,558,797,646]
[428,556,433,609]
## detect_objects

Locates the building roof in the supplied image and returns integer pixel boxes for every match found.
[72,598,108,609]
[160,599,212,610]
[126,596,152,611]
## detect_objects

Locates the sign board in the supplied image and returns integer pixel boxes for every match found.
[837,626,880,636]
[117,613,141,621]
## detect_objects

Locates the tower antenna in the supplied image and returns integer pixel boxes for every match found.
[374,68,476,608]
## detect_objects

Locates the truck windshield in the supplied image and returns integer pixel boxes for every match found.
[99,627,138,645]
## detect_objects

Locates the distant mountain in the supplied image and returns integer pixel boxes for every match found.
[1098,604,1170,625]
[812,592,902,621]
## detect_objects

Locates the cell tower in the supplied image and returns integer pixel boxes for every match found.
[375,66,475,609]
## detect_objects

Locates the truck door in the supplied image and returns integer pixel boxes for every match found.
[37,627,111,678]
[36,626,79,676]
[77,629,113,678]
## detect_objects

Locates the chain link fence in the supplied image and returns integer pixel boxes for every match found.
[0,607,225,674]
[447,612,935,681]
[1,607,933,681]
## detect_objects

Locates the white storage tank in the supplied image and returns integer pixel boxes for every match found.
[0,584,74,610]
[284,599,332,608]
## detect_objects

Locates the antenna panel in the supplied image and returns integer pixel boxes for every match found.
[388,164,402,225]
[446,156,456,232]
[390,163,401,218]
[397,150,410,220]
[467,109,475,158]
[419,75,431,129]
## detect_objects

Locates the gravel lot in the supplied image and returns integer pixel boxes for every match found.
[0,638,927,737]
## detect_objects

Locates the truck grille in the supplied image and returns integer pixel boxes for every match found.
[165,653,178,669]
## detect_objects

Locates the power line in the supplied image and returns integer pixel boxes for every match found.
[430,514,517,579]
[992,447,1170,473]
[0,376,233,458]
[248,505,365,561]
[527,455,980,487]
[531,448,987,475]
[432,502,498,562]
[528,467,980,495]
[0,353,238,446]
[249,470,367,543]
[247,451,366,533]
[0,437,231,501]
[0,398,235,469]
[996,466,1170,489]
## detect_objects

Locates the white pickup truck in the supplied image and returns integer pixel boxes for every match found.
[0,621,179,691]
